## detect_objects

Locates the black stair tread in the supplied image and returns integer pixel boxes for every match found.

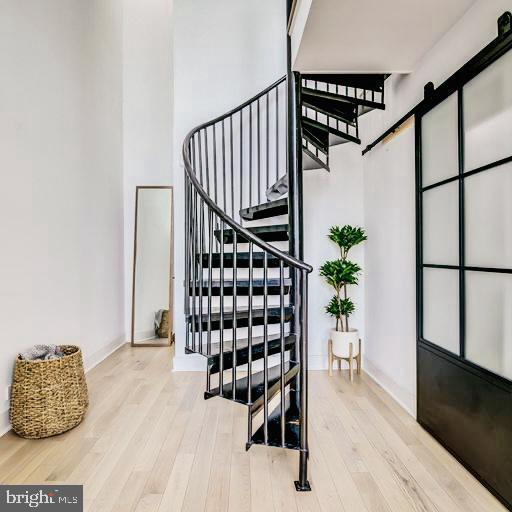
[302,95,357,125]
[189,305,294,320]
[302,116,361,146]
[206,334,297,374]
[199,252,287,268]
[240,198,288,221]
[302,73,387,92]
[198,333,294,356]
[302,122,329,155]
[188,305,294,330]
[302,147,329,172]
[302,86,385,112]
[192,277,292,287]
[215,224,289,243]
[206,362,299,408]
[190,278,292,296]
[251,392,301,450]
[266,175,288,201]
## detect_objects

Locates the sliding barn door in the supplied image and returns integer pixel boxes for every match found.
[416,35,512,508]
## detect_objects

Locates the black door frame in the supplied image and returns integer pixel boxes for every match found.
[416,12,512,510]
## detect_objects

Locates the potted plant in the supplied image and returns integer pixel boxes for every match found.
[320,225,366,358]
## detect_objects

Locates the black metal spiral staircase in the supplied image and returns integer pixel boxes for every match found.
[183,71,386,490]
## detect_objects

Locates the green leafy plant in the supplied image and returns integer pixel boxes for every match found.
[320,225,367,332]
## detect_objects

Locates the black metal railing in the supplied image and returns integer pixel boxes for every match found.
[186,77,288,224]
[183,75,312,488]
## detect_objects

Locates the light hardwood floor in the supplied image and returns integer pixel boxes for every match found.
[0,344,506,512]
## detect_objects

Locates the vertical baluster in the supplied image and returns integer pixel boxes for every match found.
[201,145,206,251]
[184,178,190,351]
[230,116,235,219]
[191,190,197,351]
[279,260,285,447]
[191,136,197,184]
[219,219,225,396]
[263,251,269,444]
[213,124,218,205]
[198,198,204,353]
[257,98,261,204]
[205,128,210,195]
[232,231,238,399]
[222,120,227,213]
[314,81,318,122]
[184,179,189,317]
[197,132,203,187]
[249,104,253,207]
[247,242,254,444]
[298,270,310,490]
[239,109,243,217]
[266,93,270,195]
[276,86,279,183]
[207,209,213,355]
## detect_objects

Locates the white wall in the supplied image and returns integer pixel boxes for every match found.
[304,144,365,369]
[0,0,124,432]
[359,0,512,415]
[123,0,174,336]
[172,0,287,370]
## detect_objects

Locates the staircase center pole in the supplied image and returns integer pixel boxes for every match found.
[287,0,310,492]
[286,5,302,389]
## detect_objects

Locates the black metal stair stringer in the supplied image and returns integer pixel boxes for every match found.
[302,86,385,114]
[302,116,361,146]
[205,361,299,405]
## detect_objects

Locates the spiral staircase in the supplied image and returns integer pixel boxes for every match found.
[183,70,386,489]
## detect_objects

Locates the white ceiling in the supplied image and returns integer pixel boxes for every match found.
[292,0,477,73]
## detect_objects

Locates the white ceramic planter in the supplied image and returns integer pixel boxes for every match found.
[330,329,359,358]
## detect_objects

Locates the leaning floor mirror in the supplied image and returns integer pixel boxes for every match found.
[131,186,174,346]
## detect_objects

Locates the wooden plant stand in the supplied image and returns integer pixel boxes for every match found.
[328,338,362,381]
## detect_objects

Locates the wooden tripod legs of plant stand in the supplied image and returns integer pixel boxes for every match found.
[328,338,362,381]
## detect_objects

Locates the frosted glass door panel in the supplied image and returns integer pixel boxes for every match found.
[422,93,459,187]
[422,182,459,265]
[465,162,512,269]
[464,50,512,172]
[466,271,512,380]
[423,268,460,354]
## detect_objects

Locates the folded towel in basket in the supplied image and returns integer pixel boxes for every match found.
[20,344,64,361]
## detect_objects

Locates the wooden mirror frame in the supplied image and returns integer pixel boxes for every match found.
[131,185,174,347]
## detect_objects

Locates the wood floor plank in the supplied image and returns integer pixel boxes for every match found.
[304,427,345,512]
[181,401,220,512]
[0,345,505,512]
[249,445,276,512]
[157,453,195,512]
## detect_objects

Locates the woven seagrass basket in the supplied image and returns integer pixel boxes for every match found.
[156,310,170,338]
[10,345,88,439]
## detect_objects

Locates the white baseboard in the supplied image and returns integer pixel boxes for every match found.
[308,354,329,370]
[0,409,9,438]
[83,336,127,372]
[172,352,328,372]
[0,336,128,438]
[172,353,206,371]
[363,356,416,418]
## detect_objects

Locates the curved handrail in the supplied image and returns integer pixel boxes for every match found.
[182,76,312,273]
